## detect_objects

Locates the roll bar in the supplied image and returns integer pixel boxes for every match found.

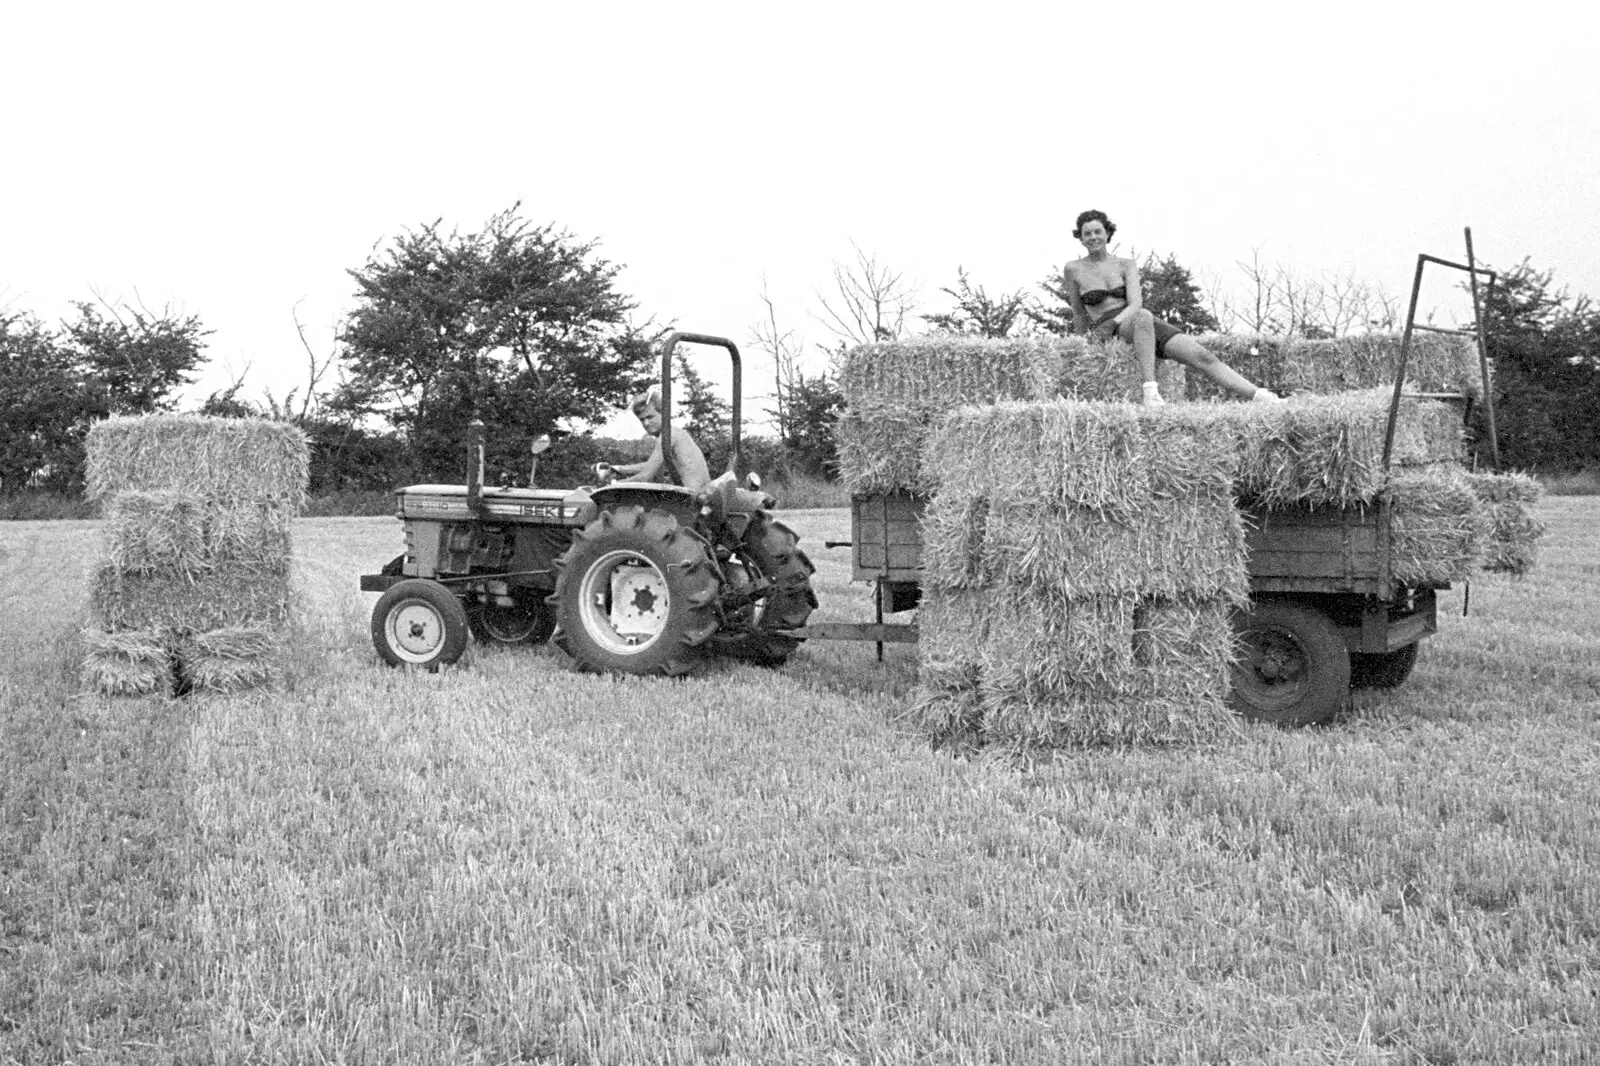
[657,331,741,484]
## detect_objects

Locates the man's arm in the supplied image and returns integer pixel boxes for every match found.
[617,438,665,483]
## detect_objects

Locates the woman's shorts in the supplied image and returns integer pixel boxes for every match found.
[1090,312,1183,359]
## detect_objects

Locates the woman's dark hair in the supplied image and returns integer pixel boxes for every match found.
[1072,209,1116,240]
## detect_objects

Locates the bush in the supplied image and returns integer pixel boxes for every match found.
[1538,469,1600,496]
[0,492,98,521]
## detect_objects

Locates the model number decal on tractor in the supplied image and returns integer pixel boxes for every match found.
[490,502,565,519]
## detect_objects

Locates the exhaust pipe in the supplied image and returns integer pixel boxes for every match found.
[466,420,485,512]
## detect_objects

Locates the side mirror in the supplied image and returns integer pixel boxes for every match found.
[746,471,762,492]
[528,433,552,488]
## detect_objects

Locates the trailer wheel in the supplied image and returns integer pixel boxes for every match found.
[372,579,469,671]
[467,594,556,646]
[1230,599,1350,727]
[552,506,719,676]
[718,516,818,666]
[1351,642,1420,690]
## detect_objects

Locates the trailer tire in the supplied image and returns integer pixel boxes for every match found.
[717,516,818,666]
[1351,641,1420,690]
[552,505,719,676]
[467,594,556,646]
[372,579,470,671]
[1230,599,1350,727]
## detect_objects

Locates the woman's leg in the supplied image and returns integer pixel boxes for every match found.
[1161,334,1268,400]
[1114,309,1158,385]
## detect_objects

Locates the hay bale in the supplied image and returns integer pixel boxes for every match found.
[1232,388,1463,508]
[841,336,1059,408]
[1386,470,1487,585]
[89,560,291,632]
[911,588,1239,751]
[81,628,172,696]
[1188,332,1482,400]
[103,492,208,573]
[84,414,310,508]
[1464,471,1545,576]
[1032,336,1187,406]
[958,498,1248,603]
[923,400,1152,514]
[180,626,280,692]
[103,491,292,574]
[835,402,942,496]
[838,337,1189,494]
[841,334,1184,408]
[920,400,1249,601]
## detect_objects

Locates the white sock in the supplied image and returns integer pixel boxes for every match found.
[1142,382,1165,406]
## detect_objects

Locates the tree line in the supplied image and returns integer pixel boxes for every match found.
[3,206,1596,503]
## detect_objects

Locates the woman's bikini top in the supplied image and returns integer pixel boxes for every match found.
[1079,284,1127,307]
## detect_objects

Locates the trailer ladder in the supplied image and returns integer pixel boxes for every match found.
[1383,227,1500,473]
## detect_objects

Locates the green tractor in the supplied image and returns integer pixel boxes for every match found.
[359,332,817,676]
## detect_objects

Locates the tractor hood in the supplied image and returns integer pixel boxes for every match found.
[394,484,595,527]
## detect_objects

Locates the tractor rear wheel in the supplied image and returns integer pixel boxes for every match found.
[552,506,719,676]
[1230,599,1350,727]
[716,516,817,666]
[372,578,470,671]
[467,593,556,646]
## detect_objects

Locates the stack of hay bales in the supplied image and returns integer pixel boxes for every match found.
[82,415,309,695]
[836,335,1185,495]
[1187,331,1482,401]
[910,401,1248,751]
[839,331,1541,752]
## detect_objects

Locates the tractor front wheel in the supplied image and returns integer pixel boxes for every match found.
[1230,599,1350,727]
[372,579,470,670]
[552,506,719,676]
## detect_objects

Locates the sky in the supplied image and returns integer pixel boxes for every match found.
[5,0,1596,435]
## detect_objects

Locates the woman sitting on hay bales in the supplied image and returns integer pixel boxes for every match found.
[1064,209,1281,406]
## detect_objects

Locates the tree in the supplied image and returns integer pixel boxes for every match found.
[1477,259,1600,472]
[814,243,916,347]
[0,299,209,495]
[336,205,657,482]
[748,283,846,480]
[61,298,209,416]
[782,369,845,480]
[1137,253,1220,335]
[673,351,732,472]
[1218,250,1396,337]
[0,314,82,494]
[924,268,1028,338]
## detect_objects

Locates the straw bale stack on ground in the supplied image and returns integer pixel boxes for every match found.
[1188,332,1480,400]
[836,336,1185,495]
[82,414,308,695]
[909,400,1247,752]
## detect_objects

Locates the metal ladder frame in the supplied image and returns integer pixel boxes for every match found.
[1382,227,1501,473]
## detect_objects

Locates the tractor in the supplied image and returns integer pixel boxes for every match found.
[359,332,817,676]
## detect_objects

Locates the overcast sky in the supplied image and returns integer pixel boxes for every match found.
[5,1,1595,432]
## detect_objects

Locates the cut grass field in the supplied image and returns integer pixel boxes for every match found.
[2,502,1596,1064]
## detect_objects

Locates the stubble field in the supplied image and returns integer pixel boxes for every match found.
[1,500,1597,1064]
